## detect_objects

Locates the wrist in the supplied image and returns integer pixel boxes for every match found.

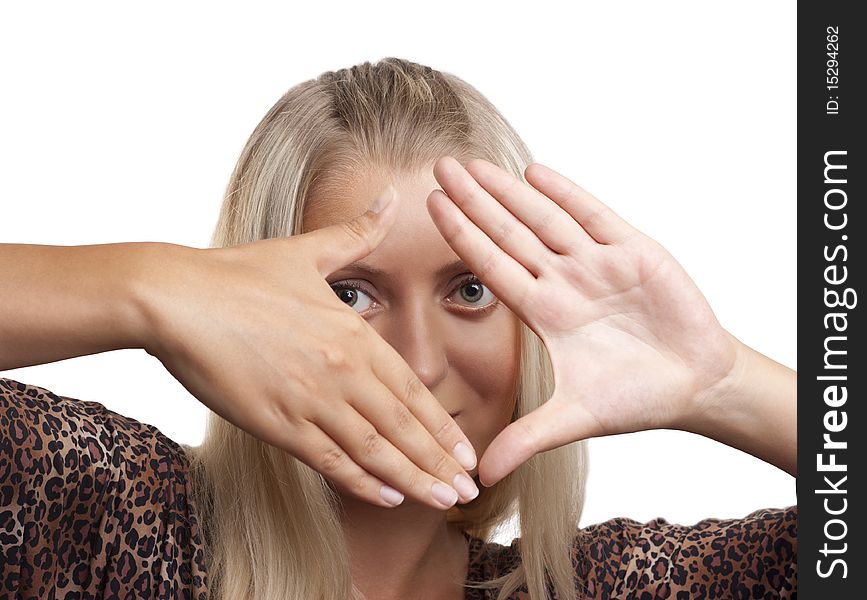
[672,331,797,476]
[123,241,186,357]
[673,330,750,436]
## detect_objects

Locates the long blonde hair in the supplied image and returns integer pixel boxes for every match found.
[182,56,588,600]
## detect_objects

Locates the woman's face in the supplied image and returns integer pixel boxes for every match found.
[302,165,521,477]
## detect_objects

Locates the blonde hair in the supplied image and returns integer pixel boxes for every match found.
[182,56,588,600]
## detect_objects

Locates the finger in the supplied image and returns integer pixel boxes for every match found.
[524,163,637,246]
[432,156,553,276]
[348,376,480,503]
[367,331,479,473]
[303,184,399,277]
[290,421,408,508]
[477,396,596,487]
[426,184,536,322]
[313,402,464,510]
[462,157,596,254]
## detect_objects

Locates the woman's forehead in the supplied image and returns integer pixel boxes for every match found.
[304,167,438,228]
[305,169,469,279]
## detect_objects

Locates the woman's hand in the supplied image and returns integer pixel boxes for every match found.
[134,186,480,510]
[428,156,743,486]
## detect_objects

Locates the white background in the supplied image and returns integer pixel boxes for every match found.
[0,1,796,542]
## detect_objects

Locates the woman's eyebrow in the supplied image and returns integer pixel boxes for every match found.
[338,258,470,281]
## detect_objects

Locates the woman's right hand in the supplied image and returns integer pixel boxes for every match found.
[132,185,480,509]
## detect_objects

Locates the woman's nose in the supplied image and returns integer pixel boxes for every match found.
[384,307,449,391]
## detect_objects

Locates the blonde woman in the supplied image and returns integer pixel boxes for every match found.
[0,57,796,599]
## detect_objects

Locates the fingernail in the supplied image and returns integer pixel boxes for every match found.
[431,481,459,508]
[453,473,480,501]
[369,185,394,213]
[453,442,477,470]
[380,484,404,507]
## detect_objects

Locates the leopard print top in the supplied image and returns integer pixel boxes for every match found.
[0,378,797,599]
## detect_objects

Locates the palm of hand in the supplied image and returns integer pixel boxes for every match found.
[534,234,736,444]
[428,157,738,486]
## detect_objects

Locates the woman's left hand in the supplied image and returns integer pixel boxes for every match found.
[427,156,741,487]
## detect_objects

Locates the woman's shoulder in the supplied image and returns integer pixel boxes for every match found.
[0,377,209,598]
[464,506,797,598]
[463,529,522,582]
[578,504,798,550]
[0,376,192,483]
[577,506,797,598]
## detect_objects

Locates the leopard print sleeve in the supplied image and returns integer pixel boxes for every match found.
[0,378,209,599]
[574,505,798,599]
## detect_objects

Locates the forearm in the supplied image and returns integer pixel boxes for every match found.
[0,242,158,371]
[677,331,797,477]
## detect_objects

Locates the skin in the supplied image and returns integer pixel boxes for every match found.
[302,155,797,599]
[0,153,795,597]
[426,156,795,484]
[303,165,521,600]
[20,152,789,598]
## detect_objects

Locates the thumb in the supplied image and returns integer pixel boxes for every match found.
[477,395,595,488]
[306,184,398,277]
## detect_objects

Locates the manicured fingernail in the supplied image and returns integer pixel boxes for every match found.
[380,484,404,507]
[369,184,394,213]
[453,442,477,470]
[453,473,480,501]
[431,481,459,508]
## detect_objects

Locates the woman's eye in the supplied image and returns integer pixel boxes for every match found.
[330,283,374,313]
[329,276,497,316]
[450,275,497,310]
